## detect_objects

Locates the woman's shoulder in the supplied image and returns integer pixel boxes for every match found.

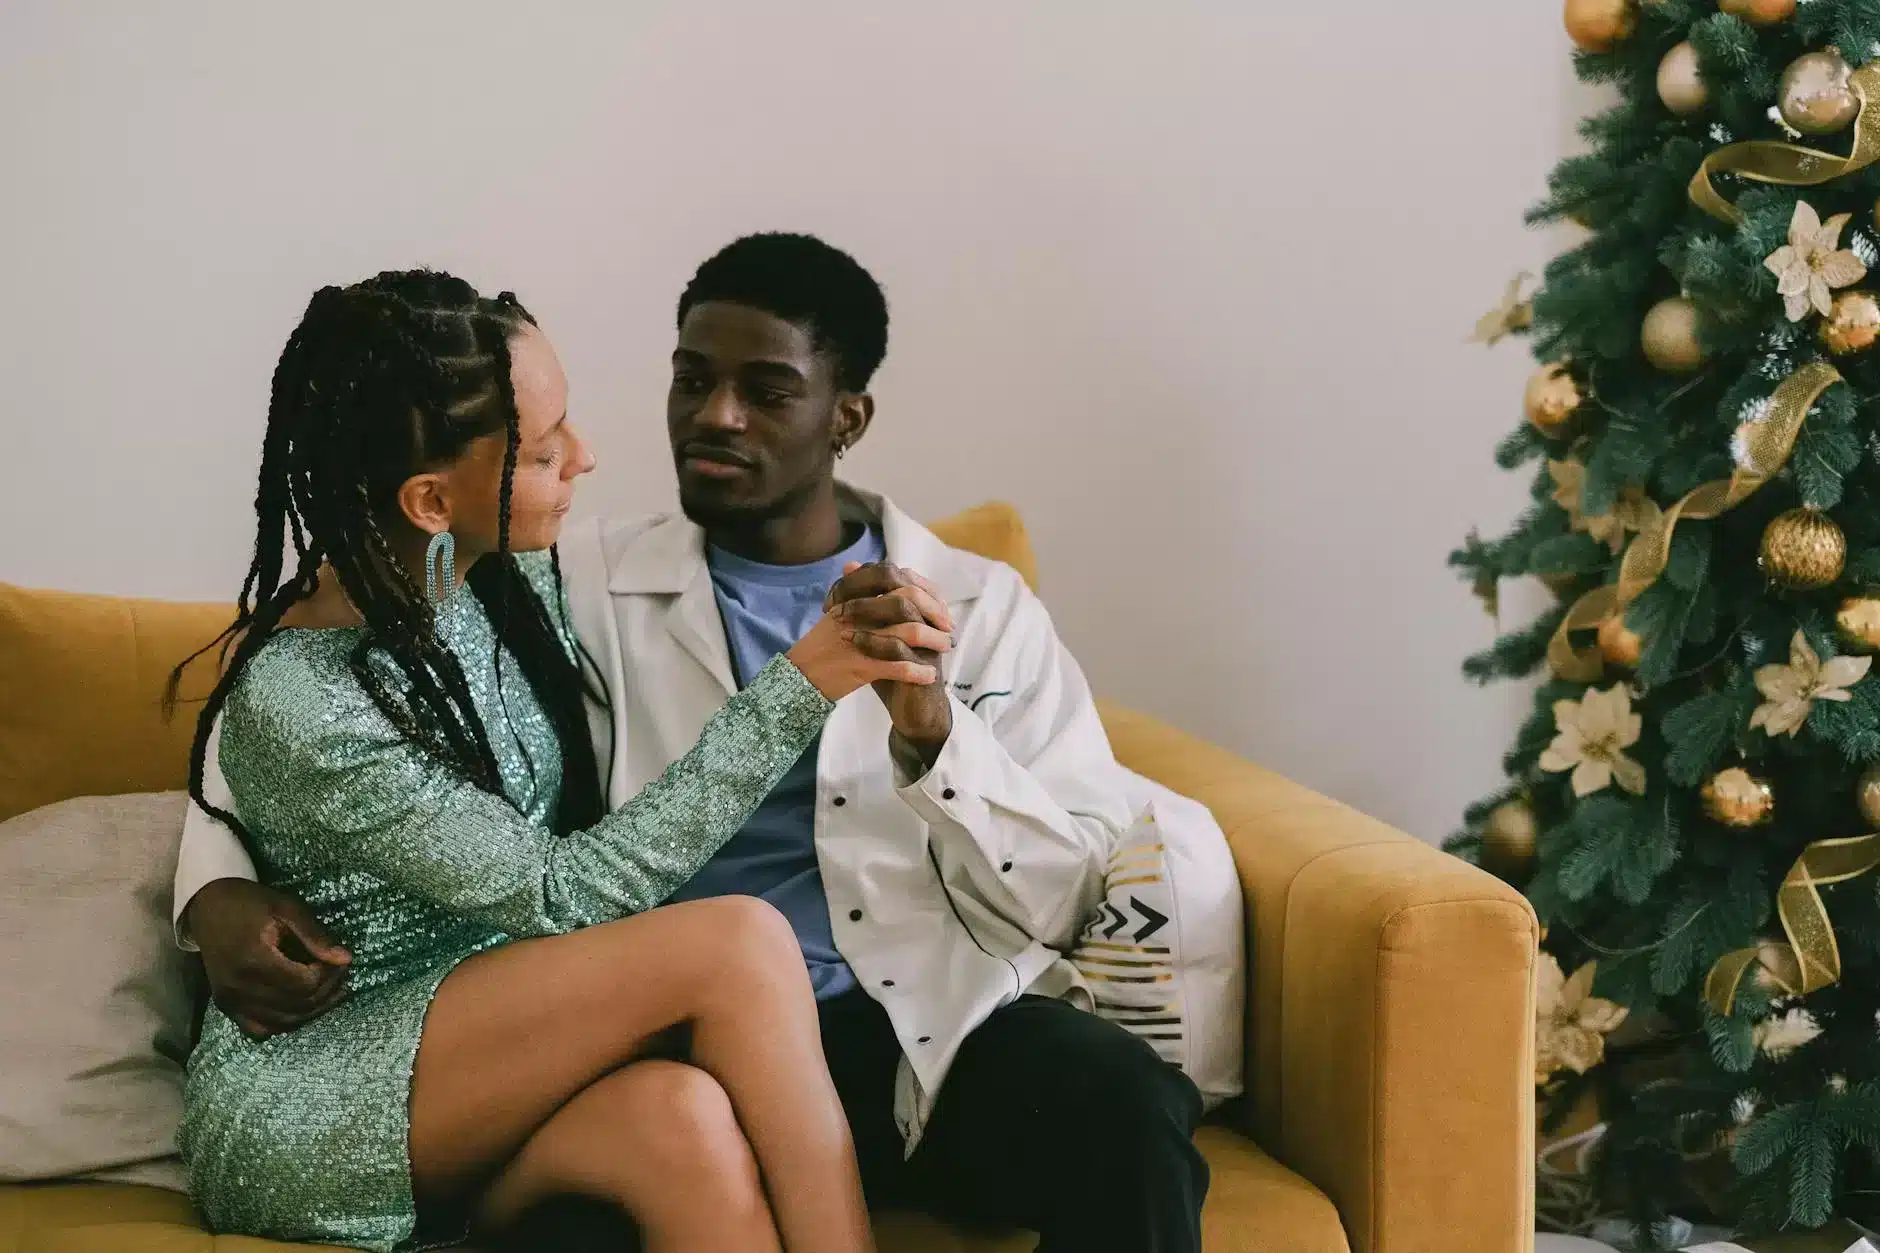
[221,630,387,761]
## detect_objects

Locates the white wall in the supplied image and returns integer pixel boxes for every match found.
[0,1,1585,842]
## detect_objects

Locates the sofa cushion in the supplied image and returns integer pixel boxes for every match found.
[0,585,227,824]
[1,1129,1347,1253]
[0,794,193,1191]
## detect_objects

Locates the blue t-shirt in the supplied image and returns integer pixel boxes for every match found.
[664,526,886,999]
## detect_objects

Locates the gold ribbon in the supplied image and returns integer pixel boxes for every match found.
[1690,64,1880,225]
[1546,362,1843,682]
[1704,833,1880,1015]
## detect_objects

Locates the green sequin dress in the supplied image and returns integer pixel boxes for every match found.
[178,554,832,1251]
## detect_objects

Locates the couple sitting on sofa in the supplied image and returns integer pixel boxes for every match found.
[169,232,1209,1253]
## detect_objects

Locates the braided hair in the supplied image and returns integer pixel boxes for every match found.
[168,269,606,841]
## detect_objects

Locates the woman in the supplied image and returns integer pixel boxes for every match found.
[173,270,944,1252]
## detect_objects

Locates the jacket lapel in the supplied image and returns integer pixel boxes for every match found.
[604,512,737,699]
[667,566,737,698]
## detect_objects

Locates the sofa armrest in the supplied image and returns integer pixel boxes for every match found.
[1098,702,1538,1253]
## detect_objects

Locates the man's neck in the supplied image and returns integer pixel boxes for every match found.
[704,487,851,566]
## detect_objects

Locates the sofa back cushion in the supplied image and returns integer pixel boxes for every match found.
[0,791,193,1190]
[0,585,226,824]
[0,504,1034,824]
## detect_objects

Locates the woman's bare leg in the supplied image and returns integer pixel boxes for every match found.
[474,1060,780,1253]
[409,896,872,1253]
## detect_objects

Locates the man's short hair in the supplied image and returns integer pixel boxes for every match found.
[677,233,889,391]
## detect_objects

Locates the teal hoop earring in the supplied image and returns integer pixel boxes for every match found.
[424,531,457,604]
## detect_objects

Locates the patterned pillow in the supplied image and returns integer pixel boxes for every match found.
[1071,770,1245,1108]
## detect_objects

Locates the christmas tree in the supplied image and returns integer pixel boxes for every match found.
[1451,0,1880,1242]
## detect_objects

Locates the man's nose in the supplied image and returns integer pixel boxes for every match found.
[693,382,747,432]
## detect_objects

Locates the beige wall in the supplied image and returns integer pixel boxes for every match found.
[0,1,1582,842]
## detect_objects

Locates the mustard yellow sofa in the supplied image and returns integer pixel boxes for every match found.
[0,503,1538,1253]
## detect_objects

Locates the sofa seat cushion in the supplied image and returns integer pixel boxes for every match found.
[2,1128,1346,1253]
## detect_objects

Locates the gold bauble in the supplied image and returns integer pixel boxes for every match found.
[1760,508,1847,589]
[1837,596,1880,653]
[1657,42,1709,116]
[1641,297,1706,373]
[1780,49,1858,135]
[1720,0,1796,24]
[1857,764,1880,827]
[1702,767,1775,828]
[1598,615,1644,668]
[1524,363,1582,435]
[1821,290,1880,355]
[1481,800,1539,882]
[1564,0,1635,51]
[1540,571,1583,599]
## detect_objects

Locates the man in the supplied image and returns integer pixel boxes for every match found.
[176,233,1208,1251]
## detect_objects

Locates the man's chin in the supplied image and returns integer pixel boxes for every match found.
[677,482,767,527]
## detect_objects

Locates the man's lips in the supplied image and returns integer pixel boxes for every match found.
[679,444,755,479]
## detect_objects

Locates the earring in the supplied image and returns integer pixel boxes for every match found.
[834,442,848,461]
[424,531,457,603]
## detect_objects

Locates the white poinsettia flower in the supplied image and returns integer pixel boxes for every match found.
[1548,462,1660,554]
[1535,954,1629,1084]
[1765,200,1868,322]
[1540,684,1647,796]
[1752,630,1872,738]
[1753,1007,1822,1060]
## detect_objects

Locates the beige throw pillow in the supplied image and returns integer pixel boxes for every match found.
[0,791,193,1190]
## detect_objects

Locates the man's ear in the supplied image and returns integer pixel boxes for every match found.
[395,472,452,538]
[835,393,875,454]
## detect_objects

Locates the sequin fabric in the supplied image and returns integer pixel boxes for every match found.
[179,552,832,1251]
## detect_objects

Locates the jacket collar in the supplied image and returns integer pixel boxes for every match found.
[604,483,989,605]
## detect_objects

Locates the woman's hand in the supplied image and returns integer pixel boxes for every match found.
[786,600,951,702]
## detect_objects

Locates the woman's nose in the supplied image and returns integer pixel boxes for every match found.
[567,428,598,477]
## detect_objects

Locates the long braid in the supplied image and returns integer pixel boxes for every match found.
[171,269,605,846]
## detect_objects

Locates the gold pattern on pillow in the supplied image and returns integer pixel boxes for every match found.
[1072,822,1187,1059]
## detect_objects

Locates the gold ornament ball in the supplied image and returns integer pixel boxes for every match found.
[1721,0,1796,23]
[1760,508,1847,589]
[1598,616,1644,668]
[1780,49,1859,135]
[1857,764,1880,827]
[1642,297,1706,373]
[1540,571,1583,599]
[1702,767,1776,829]
[1821,290,1880,355]
[1481,800,1539,881]
[1838,596,1880,653]
[1524,363,1583,435]
[1657,42,1709,116]
[1564,0,1635,51]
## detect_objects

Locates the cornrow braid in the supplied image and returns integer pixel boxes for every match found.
[170,269,608,847]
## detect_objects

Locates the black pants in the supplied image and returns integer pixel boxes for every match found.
[820,989,1209,1253]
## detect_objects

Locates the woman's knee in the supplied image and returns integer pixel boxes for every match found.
[624,1063,757,1177]
[478,1062,767,1235]
[698,895,810,987]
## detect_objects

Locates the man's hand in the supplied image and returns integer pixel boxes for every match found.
[826,561,955,768]
[183,877,352,1039]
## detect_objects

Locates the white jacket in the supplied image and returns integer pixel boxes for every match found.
[173,487,1129,1148]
